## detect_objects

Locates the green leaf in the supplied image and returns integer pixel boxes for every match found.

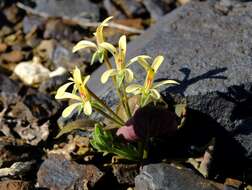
[55,119,96,138]
[98,50,105,63]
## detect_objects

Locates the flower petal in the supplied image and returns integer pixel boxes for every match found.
[56,92,81,101]
[99,42,117,57]
[152,55,164,72]
[149,89,161,99]
[100,69,117,83]
[119,35,126,62]
[72,40,97,53]
[153,80,179,88]
[150,89,160,100]
[95,16,113,44]
[73,67,82,84]
[84,101,92,116]
[55,82,74,98]
[62,102,82,118]
[124,69,134,83]
[138,57,151,71]
[83,75,90,85]
[126,84,142,93]
[126,55,151,67]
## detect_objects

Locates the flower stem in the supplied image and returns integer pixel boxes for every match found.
[104,55,131,120]
[93,105,123,126]
[88,88,125,125]
[121,82,132,118]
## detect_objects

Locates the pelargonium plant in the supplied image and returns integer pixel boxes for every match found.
[55,17,180,161]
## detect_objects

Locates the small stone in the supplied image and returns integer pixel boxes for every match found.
[14,57,50,85]
[2,50,24,62]
[0,180,32,190]
[37,154,104,190]
[0,43,7,53]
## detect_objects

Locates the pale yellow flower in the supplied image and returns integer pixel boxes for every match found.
[126,55,179,102]
[100,35,150,87]
[55,67,92,117]
[72,16,113,64]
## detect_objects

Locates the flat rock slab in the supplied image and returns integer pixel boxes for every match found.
[90,1,252,159]
[135,163,222,190]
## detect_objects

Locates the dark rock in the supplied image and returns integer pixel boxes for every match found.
[90,1,252,161]
[0,180,32,190]
[22,15,45,34]
[112,163,139,185]
[135,163,221,190]
[34,0,100,20]
[39,73,69,93]
[37,154,104,190]
[43,19,82,42]
[23,89,60,122]
[111,0,147,18]
[103,0,126,19]
[142,0,175,20]
[0,73,21,106]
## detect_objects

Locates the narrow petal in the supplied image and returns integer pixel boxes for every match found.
[126,84,142,93]
[72,40,97,53]
[152,55,164,72]
[55,92,81,101]
[100,69,117,83]
[126,55,151,67]
[62,103,82,118]
[153,80,179,88]
[138,57,151,71]
[83,75,90,85]
[84,101,92,116]
[100,16,113,26]
[124,69,134,83]
[119,35,126,62]
[73,67,82,84]
[55,82,74,98]
[99,42,117,57]
[95,16,113,44]
[150,89,161,99]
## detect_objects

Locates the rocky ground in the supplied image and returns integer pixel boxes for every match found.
[0,0,252,190]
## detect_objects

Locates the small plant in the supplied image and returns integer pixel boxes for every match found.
[55,17,179,161]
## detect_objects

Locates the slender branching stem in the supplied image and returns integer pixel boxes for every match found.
[93,105,123,126]
[88,88,125,125]
[121,82,132,118]
[104,55,131,120]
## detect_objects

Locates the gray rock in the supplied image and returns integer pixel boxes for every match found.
[143,0,175,20]
[89,1,252,160]
[135,163,221,190]
[37,154,104,190]
[34,0,100,20]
